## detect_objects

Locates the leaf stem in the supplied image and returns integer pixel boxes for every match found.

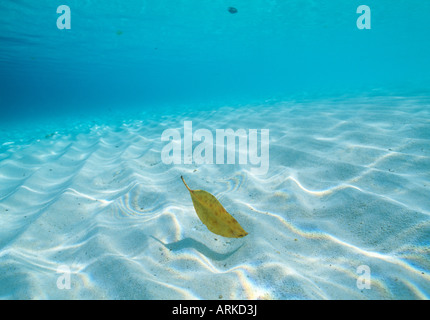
[181,176,192,191]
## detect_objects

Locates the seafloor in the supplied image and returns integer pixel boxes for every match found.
[0,96,429,299]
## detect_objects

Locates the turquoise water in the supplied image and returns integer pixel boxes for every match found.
[1,1,430,300]
[1,0,430,120]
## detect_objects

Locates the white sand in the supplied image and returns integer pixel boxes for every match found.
[0,96,429,299]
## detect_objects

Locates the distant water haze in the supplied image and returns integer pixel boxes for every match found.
[1,0,430,121]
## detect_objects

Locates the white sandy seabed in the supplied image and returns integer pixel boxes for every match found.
[0,96,429,300]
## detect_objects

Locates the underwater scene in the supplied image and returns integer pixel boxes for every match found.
[0,0,429,300]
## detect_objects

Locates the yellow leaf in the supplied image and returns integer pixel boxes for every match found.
[181,176,248,238]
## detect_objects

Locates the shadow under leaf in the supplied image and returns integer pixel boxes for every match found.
[150,236,244,261]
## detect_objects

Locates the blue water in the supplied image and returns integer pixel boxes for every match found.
[1,1,430,300]
[1,0,430,121]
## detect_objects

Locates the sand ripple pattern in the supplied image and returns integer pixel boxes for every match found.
[0,96,429,299]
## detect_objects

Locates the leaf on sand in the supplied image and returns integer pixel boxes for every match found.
[181,176,248,238]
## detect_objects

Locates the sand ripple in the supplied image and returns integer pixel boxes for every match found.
[0,96,429,299]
